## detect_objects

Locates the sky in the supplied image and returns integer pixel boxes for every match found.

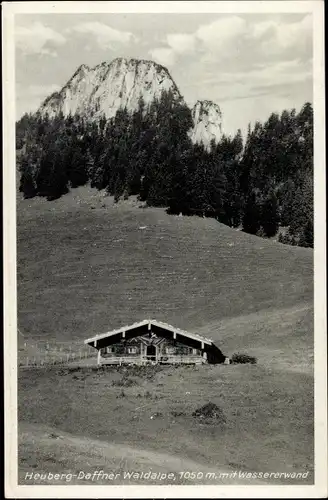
[15,12,313,137]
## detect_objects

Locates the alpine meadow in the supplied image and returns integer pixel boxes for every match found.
[12,9,318,493]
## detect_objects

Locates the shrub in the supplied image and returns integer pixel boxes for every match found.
[231,353,257,364]
[171,410,187,417]
[278,231,298,246]
[192,402,226,423]
[150,412,163,419]
[256,227,266,238]
[116,389,126,398]
[112,377,136,387]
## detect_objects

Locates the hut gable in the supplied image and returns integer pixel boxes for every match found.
[84,319,226,366]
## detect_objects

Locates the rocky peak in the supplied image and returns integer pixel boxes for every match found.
[40,57,182,120]
[39,58,223,147]
[189,100,223,149]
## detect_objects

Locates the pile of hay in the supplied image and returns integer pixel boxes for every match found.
[192,402,226,423]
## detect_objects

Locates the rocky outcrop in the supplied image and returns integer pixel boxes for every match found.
[40,57,182,120]
[39,58,223,146]
[189,100,223,149]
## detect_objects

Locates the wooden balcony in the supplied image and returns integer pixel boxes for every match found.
[99,354,206,366]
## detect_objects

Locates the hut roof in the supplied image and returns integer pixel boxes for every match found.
[84,319,213,347]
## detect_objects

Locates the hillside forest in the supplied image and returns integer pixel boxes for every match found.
[17,91,313,248]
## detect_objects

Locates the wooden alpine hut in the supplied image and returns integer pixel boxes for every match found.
[84,319,226,366]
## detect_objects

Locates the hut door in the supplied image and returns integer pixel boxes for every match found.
[146,344,156,361]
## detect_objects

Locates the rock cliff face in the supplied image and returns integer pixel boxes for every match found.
[189,100,223,149]
[40,57,182,120]
[39,57,223,146]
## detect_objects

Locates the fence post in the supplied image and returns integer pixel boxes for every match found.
[26,357,29,367]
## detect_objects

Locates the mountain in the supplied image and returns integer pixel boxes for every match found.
[39,57,223,146]
[189,100,223,148]
[40,57,182,120]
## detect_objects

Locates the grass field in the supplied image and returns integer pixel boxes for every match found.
[17,186,314,485]
[17,186,313,342]
[18,364,314,485]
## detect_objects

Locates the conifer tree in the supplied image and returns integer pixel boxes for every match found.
[260,190,279,237]
[16,92,313,249]
[19,158,37,198]
[242,191,261,235]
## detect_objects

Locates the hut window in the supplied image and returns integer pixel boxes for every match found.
[128,347,137,354]
[192,348,199,355]
[106,346,114,354]
[165,346,175,354]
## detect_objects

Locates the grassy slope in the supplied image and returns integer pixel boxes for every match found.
[198,303,313,373]
[17,187,314,484]
[17,187,313,344]
[18,364,314,485]
[18,422,269,485]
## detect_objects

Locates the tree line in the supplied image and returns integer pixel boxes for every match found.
[17,91,313,248]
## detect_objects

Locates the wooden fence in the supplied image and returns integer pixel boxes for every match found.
[100,354,205,366]
[18,339,96,369]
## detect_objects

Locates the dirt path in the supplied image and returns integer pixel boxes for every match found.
[19,422,267,485]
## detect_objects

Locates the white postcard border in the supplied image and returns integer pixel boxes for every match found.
[3,1,326,498]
